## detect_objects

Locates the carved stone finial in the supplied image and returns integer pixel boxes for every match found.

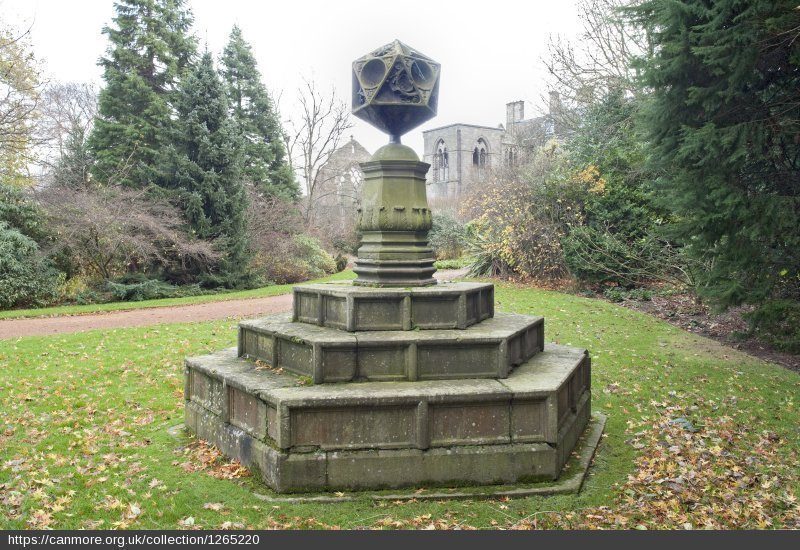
[352,40,440,143]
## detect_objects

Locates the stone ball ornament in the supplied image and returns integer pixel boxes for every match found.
[352,40,440,142]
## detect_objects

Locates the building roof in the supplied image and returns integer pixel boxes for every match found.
[422,122,504,134]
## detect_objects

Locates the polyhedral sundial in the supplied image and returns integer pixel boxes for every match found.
[351,40,440,142]
[182,41,598,496]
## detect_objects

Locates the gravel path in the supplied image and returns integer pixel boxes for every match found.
[0,268,469,340]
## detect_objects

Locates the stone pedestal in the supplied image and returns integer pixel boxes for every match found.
[184,280,593,493]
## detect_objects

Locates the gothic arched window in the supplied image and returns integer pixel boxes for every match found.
[506,147,516,167]
[473,138,488,171]
[434,140,449,182]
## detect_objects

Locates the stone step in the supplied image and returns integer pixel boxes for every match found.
[238,311,544,383]
[292,281,494,331]
[184,343,591,492]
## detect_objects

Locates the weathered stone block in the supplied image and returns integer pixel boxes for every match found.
[429,402,510,446]
[325,443,557,489]
[228,386,268,440]
[291,405,417,450]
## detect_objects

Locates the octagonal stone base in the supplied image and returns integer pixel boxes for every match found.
[184,343,591,492]
[293,281,494,331]
[238,312,544,383]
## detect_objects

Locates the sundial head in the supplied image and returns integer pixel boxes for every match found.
[352,40,440,143]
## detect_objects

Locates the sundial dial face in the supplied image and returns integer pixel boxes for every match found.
[352,40,440,141]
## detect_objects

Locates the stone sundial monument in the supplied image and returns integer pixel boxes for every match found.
[184,40,596,493]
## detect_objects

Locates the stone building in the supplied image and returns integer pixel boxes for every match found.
[423,93,566,199]
[311,136,371,243]
[422,123,504,199]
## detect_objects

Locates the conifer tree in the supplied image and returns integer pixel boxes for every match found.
[51,125,93,188]
[220,25,298,199]
[632,0,800,306]
[88,0,196,188]
[169,51,250,288]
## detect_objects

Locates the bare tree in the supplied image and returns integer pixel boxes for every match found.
[36,82,97,171]
[37,186,219,281]
[543,0,650,127]
[282,78,353,224]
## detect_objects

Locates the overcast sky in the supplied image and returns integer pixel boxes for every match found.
[3,0,582,155]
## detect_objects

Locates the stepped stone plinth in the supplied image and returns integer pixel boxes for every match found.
[182,40,597,494]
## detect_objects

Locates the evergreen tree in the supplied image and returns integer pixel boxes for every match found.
[51,125,93,188]
[632,0,800,306]
[562,90,675,286]
[220,25,297,199]
[169,52,250,288]
[88,0,196,188]
[568,91,658,241]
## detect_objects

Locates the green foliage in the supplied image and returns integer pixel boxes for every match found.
[561,91,675,286]
[567,92,661,240]
[334,253,348,273]
[255,233,338,284]
[0,183,48,242]
[434,256,473,270]
[745,300,800,354]
[103,276,206,302]
[253,233,336,285]
[88,0,196,187]
[0,222,63,309]
[603,286,653,303]
[220,25,297,199]
[465,143,583,280]
[0,24,40,187]
[563,226,696,289]
[292,234,336,277]
[429,211,468,260]
[330,226,360,255]
[168,52,250,288]
[51,124,93,188]
[631,0,800,307]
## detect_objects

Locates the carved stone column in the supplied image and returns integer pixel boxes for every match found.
[354,143,436,286]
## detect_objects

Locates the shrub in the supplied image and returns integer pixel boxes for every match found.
[563,226,702,290]
[104,279,176,302]
[745,300,800,354]
[429,212,469,260]
[434,257,473,270]
[38,186,219,283]
[103,278,208,302]
[0,183,49,242]
[293,234,337,277]
[0,222,63,309]
[330,226,360,255]
[334,253,348,273]
[463,143,585,280]
[252,233,337,285]
[602,286,653,303]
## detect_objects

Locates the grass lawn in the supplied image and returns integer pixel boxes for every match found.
[1,282,798,529]
[0,271,356,321]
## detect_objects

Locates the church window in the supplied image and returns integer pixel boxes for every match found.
[473,138,488,171]
[434,140,449,182]
[477,138,487,167]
